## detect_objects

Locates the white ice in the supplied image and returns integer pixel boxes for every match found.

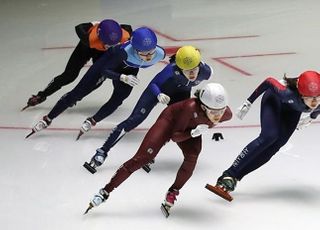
[1,1,320,230]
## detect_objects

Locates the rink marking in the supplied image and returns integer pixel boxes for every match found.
[148,26,260,41]
[212,52,296,76]
[1,121,319,132]
[0,124,283,132]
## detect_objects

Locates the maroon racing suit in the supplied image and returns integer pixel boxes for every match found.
[103,98,232,193]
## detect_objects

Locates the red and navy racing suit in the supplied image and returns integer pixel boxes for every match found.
[226,77,320,180]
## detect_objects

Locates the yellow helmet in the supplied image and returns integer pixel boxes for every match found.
[175,46,201,70]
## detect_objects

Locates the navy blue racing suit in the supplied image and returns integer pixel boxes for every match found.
[46,42,165,121]
[99,61,212,155]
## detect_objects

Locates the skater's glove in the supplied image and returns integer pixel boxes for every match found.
[296,114,314,130]
[120,74,140,87]
[157,93,171,104]
[190,124,209,138]
[236,100,252,120]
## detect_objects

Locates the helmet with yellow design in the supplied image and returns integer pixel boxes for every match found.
[175,46,201,70]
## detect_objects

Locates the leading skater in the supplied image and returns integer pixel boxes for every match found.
[26,27,165,138]
[84,83,232,217]
[205,70,320,201]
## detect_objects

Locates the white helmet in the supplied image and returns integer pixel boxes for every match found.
[199,83,228,109]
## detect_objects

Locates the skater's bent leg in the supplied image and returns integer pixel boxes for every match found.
[47,72,103,120]
[103,120,171,193]
[40,42,92,97]
[169,138,201,190]
[236,112,300,179]
[104,141,160,193]
[92,81,132,122]
[101,98,158,152]
[226,93,282,180]
[101,123,128,153]
[103,158,140,193]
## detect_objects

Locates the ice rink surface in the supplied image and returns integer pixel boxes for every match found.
[1,0,320,229]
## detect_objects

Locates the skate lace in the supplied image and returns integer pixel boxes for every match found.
[33,116,52,132]
[92,194,104,206]
[165,190,179,206]
[34,120,48,131]
[91,189,109,207]
[218,176,236,191]
[81,118,96,132]
[94,155,105,164]
[81,120,92,132]
[94,149,107,164]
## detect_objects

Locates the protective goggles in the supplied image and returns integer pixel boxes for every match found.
[204,105,226,116]
[137,49,156,57]
[301,96,320,102]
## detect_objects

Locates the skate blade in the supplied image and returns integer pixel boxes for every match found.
[25,129,35,139]
[142,164,151,173]
[76,131,84,141]
[160,203,170,218]
[205,184,233,202]
[83,162,97,174]
[83,203,94,215]
[21,105,30,111]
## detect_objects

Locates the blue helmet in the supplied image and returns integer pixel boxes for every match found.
[131,27,157,52]
[98,19,122,46]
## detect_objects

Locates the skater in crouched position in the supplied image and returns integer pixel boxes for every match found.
[84,83,232,217]
[22,19,132,110]
[206,70,320,202]
[26,27,165,138]
[81,46,213,173]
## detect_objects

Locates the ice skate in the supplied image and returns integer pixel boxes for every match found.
[21,95,46,111]
[205,184,233,202]
[25,116,51,138]
[142,159,155,173]
[84,188,109,215]
[83,148,107,174]
[205,172,237,202]
[76,117,96,140]
[160,189,179,218]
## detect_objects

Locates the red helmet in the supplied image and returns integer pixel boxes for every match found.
[297,71,320,97]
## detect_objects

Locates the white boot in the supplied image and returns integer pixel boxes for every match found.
[33,115,51,132]
[80,117,96,133]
